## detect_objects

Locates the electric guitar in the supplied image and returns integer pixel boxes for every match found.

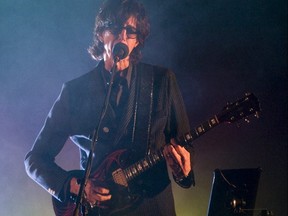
[53,92,260,216]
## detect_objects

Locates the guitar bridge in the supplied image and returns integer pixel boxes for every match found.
[112,168,128,187]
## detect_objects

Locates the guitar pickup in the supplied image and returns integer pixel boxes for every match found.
[112,168,128,187]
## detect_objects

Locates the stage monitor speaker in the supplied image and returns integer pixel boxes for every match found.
[207,167,262,216]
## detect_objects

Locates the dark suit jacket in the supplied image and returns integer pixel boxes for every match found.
[24,61,192,215]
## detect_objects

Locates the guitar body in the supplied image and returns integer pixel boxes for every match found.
[53,93,260,216]
[90,149,143,216]
[53,149,143,216]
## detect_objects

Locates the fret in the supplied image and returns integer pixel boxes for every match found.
[194,127,199,136]
[209,116,219,126]
[191,128,200,138]
[152,153,159,163]
[128,168,134,179]
[147,155,154,166]
[123,169,129,180]
[184,132,193,143]
[154,153,160,162]
[131,166,137,177]
[126,169,133,180]
[125,169,130,180]
[158,150,164,159]
[125,167,133,181]
[133,164,138,174]
[160,150,165,161]
[136,162,143,173]
[202,121,211,131]
[196,125,205,134]
[141,159,149,170]
[150,154,155,163]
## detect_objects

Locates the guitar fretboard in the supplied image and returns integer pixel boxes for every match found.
[178,115,219,145]
[123,149,164,182]
[122,115,220,182]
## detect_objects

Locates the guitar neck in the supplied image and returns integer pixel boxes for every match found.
[122,115,220,182]
[123,149,164,182]
[178,115,220,145]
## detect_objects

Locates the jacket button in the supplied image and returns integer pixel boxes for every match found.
[103,127,110,133]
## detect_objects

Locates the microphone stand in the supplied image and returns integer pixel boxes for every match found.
[73,58,119,216]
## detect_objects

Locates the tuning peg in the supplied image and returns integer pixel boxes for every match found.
[244,118,250,123]
[225,102,231,110]
[245,92,251,96]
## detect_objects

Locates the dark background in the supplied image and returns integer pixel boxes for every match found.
[0,0,287,215]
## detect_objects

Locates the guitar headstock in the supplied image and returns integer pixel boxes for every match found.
[217,93,260,124]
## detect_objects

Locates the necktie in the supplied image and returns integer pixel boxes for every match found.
[111,75,129,119]
[117,77,129,107]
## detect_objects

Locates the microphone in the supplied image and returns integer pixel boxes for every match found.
[112,43,129,61]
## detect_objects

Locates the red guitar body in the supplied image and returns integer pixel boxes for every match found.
[53,149,142,216]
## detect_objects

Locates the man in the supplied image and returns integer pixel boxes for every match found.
[25,0,195,215]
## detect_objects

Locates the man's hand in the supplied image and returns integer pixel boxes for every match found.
[163,138,192,178]
[70,177,112,208]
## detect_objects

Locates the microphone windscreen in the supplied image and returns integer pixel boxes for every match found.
[112,43,129,60]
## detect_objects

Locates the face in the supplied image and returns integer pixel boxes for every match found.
[99,16,139,71]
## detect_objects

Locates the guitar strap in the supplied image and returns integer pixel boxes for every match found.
[111,64,136,147]
[112,63,154,158]
[131,63,154,157]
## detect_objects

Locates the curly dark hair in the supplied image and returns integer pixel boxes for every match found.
[88,0,150,63]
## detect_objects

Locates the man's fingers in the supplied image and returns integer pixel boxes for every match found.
[93,191,112,201]
[93,186,110,195]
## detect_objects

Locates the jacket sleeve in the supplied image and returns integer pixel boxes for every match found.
[166,70,196,188]
[24,83,83,202]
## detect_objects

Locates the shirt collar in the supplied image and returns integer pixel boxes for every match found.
[101,60,133,88]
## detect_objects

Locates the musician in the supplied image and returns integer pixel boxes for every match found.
[24,0,195,215]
